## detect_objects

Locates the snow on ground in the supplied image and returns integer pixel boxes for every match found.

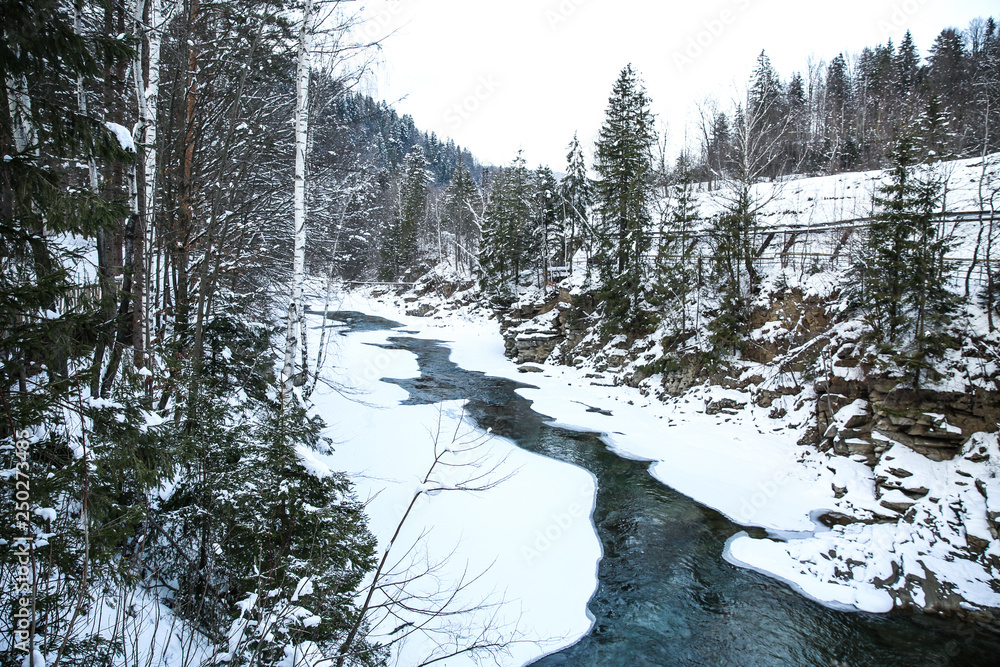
[693,153,997,229]
[291,154,1000,645]
[303,302,600,666]
[331,290,844,533]
[684,153,1000,281]
[727,434,1000,615]
[0,589,216,667]
[328,286,1000,620]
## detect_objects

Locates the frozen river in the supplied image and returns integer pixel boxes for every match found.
[321,308,999,666]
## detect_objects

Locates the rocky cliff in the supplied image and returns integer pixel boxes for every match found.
[493,281,1000,620]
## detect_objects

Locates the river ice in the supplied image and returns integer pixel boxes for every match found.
[316,286,1000,633]
[305,304,600,666]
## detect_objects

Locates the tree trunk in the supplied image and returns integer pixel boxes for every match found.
[132,0,175,368]
[282,0,313,409]
[175,0,199,348]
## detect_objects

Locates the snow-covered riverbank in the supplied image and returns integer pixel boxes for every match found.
[303,301,600,666]
[317,287,1000,629]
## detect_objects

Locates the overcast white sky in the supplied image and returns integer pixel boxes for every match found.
[354,0,997,170]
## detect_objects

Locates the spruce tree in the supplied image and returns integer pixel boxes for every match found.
[785,72,810,171]
[478,153,534,301]
[558,132,593,268]
[706,187,757,356]
[533,165,561,277]
[0,1,155,658]
[853,127,957,383]
[651,152,700,332]
[504,153,537,282]
[706,111,731,189]
[895,31,921,96]
[380,145,430,279]
[593,64,657,334]
[478,168,509,299]
[399,145,431,269]
[442,156,480,274]
[707,77,784,355]
[153,306,379,659]
[1,0,134,403]
[825,53,855,170]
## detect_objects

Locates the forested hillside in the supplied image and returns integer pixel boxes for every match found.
[349,17,1000,622]
[469,23,1000,311]
[691,25,1000,184]
[324,90,484,184]
[0,1,483,664]
[333,19,1000,304]
[4,0,1000,664]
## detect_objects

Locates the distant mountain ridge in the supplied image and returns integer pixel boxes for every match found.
[324,89,486,184]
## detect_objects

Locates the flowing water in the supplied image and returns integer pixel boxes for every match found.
[332,311,1000,666]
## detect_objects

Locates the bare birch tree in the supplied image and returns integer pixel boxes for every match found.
[335,411,526,667]
[282,0,314,408]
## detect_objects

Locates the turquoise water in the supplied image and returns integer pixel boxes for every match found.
[334,311,999,666]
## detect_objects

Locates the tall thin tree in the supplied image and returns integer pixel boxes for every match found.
[593,64,657,333]
[282,0,314,408]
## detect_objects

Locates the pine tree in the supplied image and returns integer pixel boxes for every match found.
[558,132,593,268]
[533,165,561,278]
[442,156,481,274]
[593,64,657,334]
[853,127,957,383]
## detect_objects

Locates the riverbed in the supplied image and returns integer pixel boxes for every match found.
[309,302,1000,666]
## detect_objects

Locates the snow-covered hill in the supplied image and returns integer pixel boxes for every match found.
[349,153,1000,625]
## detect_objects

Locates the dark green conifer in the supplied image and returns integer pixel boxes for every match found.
[853,127,957,383]
[593,64,657,334]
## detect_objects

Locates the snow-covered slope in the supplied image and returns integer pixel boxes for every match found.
[693,154,996,228]
[346,153,1000,623]
[303,295,600,666]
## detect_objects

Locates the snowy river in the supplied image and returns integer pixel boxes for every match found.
[326,309,999,666]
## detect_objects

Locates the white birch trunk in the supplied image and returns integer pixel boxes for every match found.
[134,0,165,227]
[73,14,98,192]
[133,0,175,362]
[282,0,313,409]
[6,63,34,155]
